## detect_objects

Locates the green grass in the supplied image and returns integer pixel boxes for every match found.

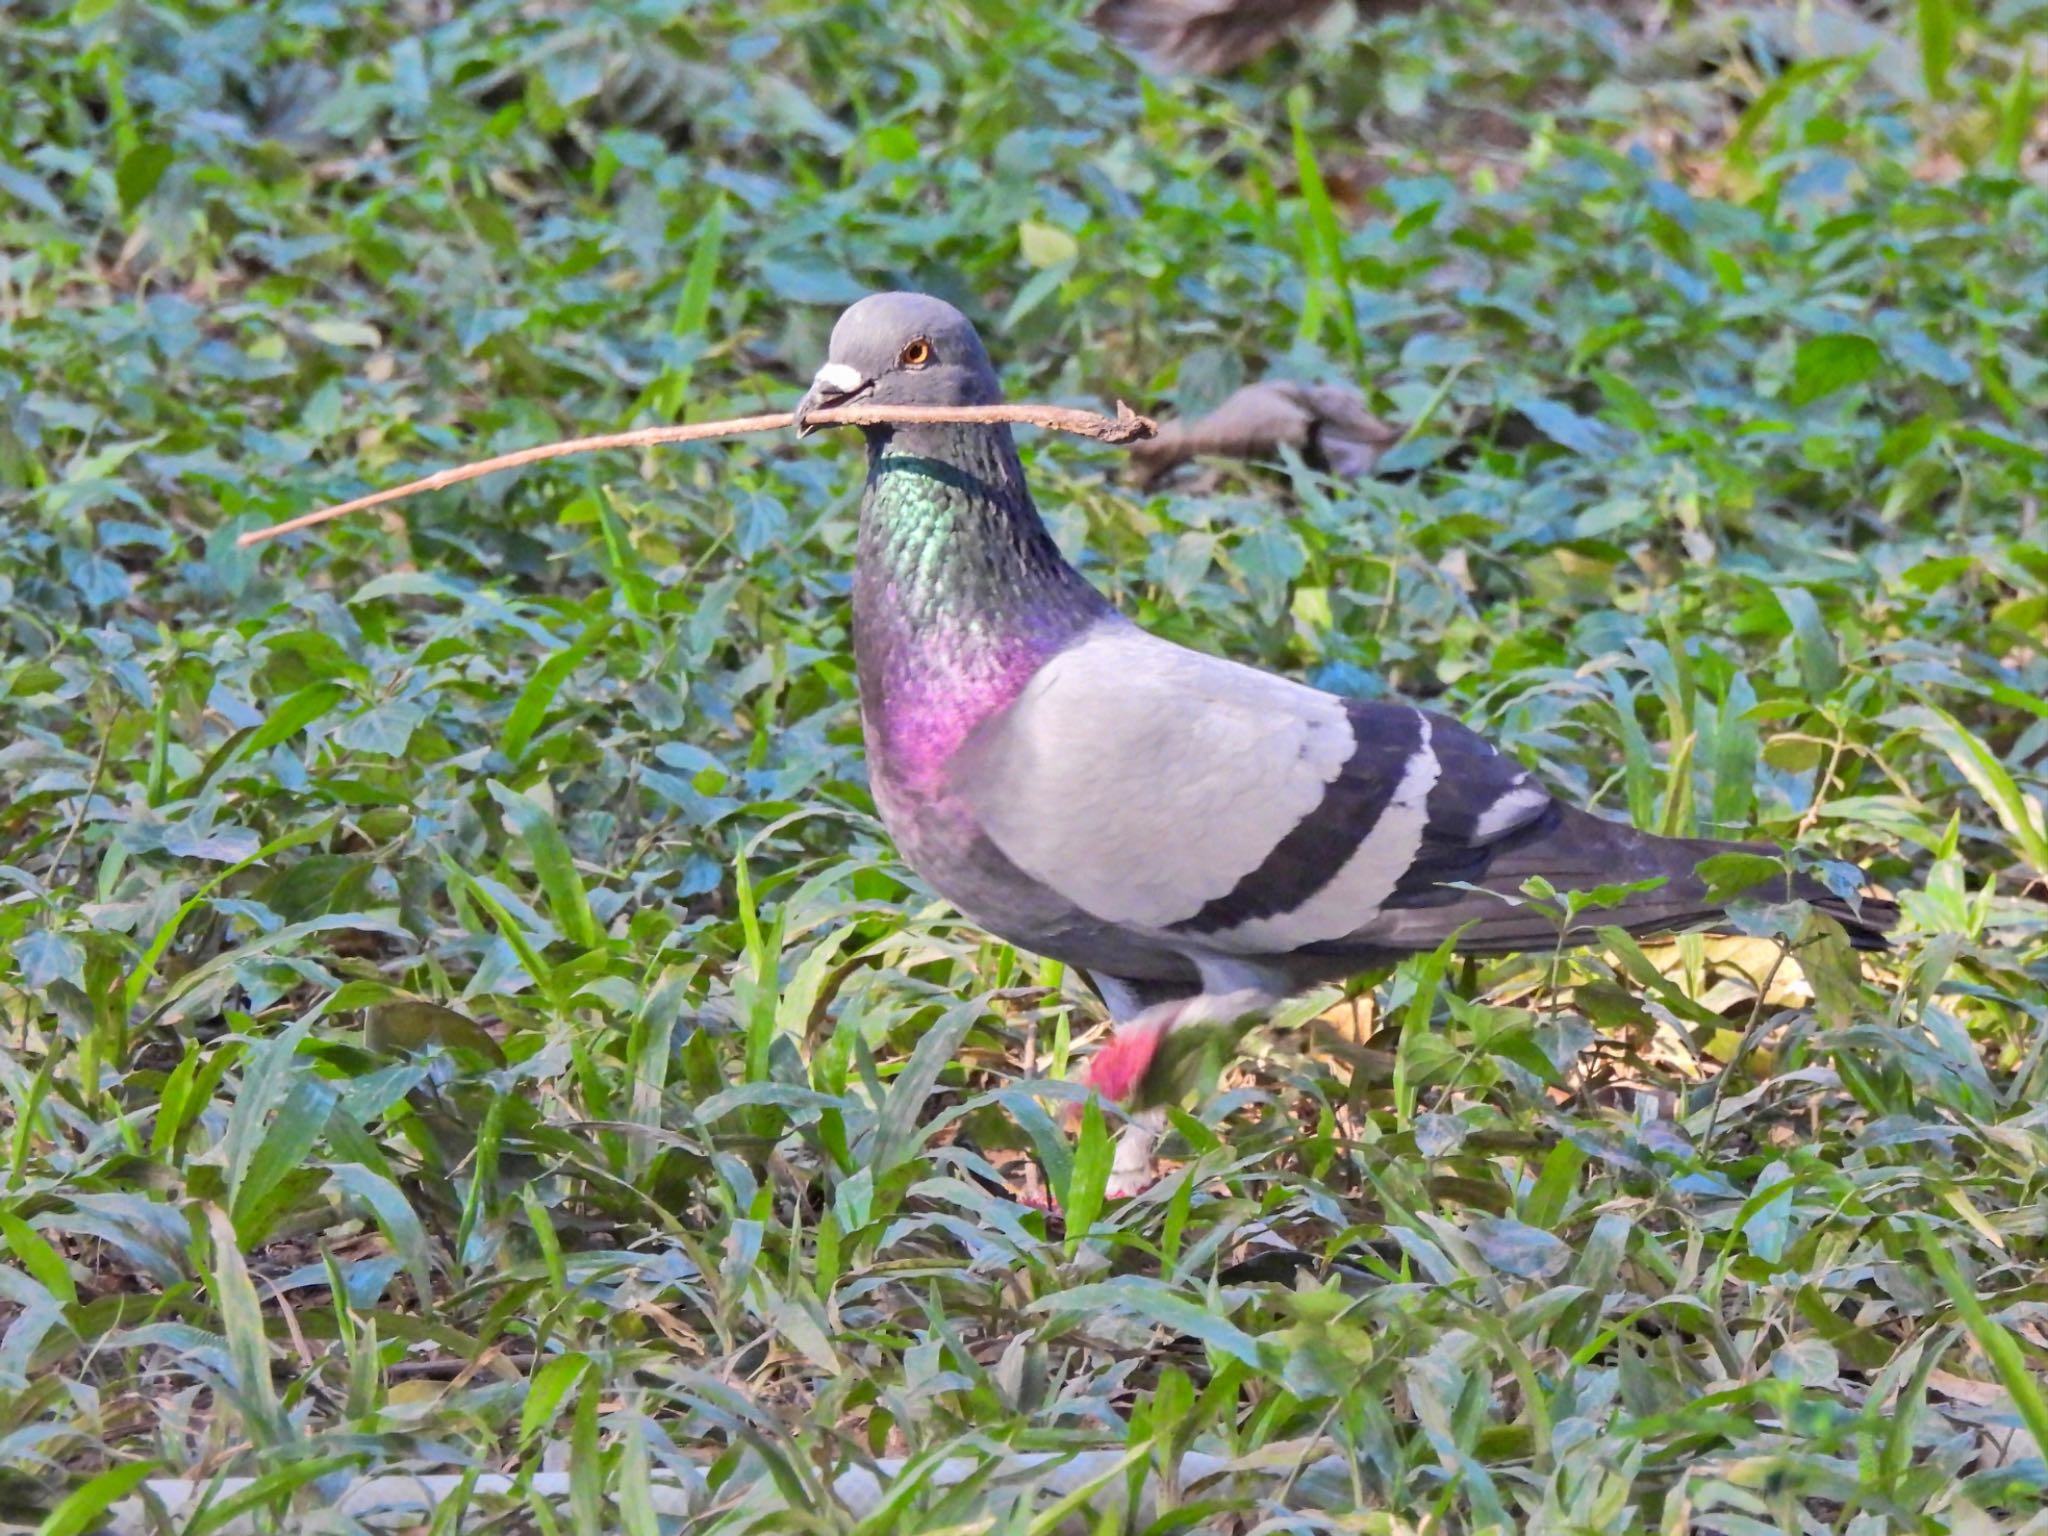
[3,0,2047,1530]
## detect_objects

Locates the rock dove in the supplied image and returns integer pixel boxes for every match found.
[796,292,1895,1190]
[1128,377,1399,488]
[1094,0,1345,73]
[1094,0,1428,73]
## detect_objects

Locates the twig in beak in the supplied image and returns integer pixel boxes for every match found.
[235,401,1156,549]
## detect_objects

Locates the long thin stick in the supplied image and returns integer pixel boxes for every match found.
[235,401,1156,548]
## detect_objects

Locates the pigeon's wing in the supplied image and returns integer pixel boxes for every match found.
[946,624,1557,952]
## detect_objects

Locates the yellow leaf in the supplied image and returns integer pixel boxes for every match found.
[1018,220,1078,269]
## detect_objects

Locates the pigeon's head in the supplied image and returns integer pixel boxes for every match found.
[795,292,1002,436]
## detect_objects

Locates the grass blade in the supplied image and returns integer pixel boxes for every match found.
[1063,1097,1111,1248]
[204,1204,287,1447]
[502,614,614,767]
[33,1460,155,1536]
[488,779,603,953]
[1892,704,2048,873]
[1918,1220,2048,1459]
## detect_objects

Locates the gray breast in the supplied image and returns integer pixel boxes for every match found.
[867,754,1200,987]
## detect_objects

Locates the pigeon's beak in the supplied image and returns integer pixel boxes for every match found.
[794,362,873,437]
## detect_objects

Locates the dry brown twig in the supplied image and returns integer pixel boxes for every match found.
[235,402,1158,549]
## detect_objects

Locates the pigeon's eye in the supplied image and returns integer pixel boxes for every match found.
[899,338,933,368]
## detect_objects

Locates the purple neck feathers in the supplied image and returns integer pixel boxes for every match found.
[851,422,1106,792]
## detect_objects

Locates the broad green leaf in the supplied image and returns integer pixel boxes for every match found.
[1787,332,1883,406]
[1521,1140,1587,1232]
[762,1287,845,1374]
[230,1074,337,1245]
[334,698,425,757]
[325,1163,435,1301]
[242,683,348,759]
[1466,1217,1571,1279]
[1773,586,1843,696]
[1736,1161,1797,1265]
[1696,851,1791,903]
[12,930,84,991]
[0,1211,78,1308]
[221,1014,317,1211]
[1031,1279,1265,1368]
[569,1384,598,1536]
[520,1353,591,1445]
[616,1422,662,1536]
[115,142,172,211]
[124,817,344,1012]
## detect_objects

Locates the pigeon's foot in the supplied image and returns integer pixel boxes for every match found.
[1104,1107,1166,1199]
[1075,1006,1181,1106]
[1016,1109,1162,1208]
[1075,987,1269,1110]
[1070,988,1274,1198]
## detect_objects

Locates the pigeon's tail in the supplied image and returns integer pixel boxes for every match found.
[1342,805,1898,957]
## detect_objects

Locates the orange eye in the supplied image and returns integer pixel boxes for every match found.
[899,337,933,367]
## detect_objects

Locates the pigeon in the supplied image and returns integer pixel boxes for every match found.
[1093,0,1430,74]
[795,292,1896,1191]
[1094,0,1347,73]
[1127,377,1400,488]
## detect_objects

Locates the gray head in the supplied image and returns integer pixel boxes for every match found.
[795,292,1003,435]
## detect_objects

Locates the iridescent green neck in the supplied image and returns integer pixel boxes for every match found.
[852,423,1106,788]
